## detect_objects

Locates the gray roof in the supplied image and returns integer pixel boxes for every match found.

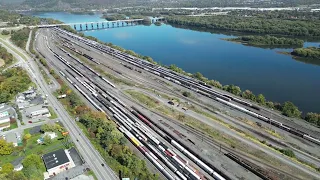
[42,149,69,170]
[29,125,42,135]
[11,156,24,166]
[30,96,44,105]
[69,147,83,166]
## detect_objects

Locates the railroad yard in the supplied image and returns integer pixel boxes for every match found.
[34,27,320,180]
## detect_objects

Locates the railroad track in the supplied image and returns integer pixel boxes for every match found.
[164,117,305,180]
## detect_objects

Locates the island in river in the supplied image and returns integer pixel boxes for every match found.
[223,35,304,48]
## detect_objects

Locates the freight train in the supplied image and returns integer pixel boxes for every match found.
[53,27,320,146]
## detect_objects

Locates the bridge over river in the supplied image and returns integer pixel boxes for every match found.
[33,17,165,31]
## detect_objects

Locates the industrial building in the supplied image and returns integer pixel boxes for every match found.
[42,149,76,179]
[26,106,51,118]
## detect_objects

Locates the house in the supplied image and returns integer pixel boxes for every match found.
[37,132,57,144]
[42,149,75,179]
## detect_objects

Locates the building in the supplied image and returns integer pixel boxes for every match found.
[0,111,10,130]
[26,107,51,118]
[42,149,75,179]
[37,132,57,144]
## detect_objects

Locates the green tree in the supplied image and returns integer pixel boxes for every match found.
[0,163,14,175]
[241,90,256,101]
[266,101,275,109]
[9,171,27,180]
[24,133,31,140]
[22,154,43,169]
[282,101,301,118]
[1,30,10,35]
[223,85,241,96]
[0,139,14,155]
[280,149,295,158]
[305,112,319,124]
[43,135,52,145]
[256,94,266,105]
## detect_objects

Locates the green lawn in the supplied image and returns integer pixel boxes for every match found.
[48,106,58,119]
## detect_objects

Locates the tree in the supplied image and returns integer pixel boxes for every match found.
[241,90,256,101]
[256,94,266,105]
[9,171,27,180]
[1,30,10,35]
[305,112,319,124]
[43,135,52,145]
[282,101,301,118]
[0,163,14,175]
[0,139,14,155]
[223,85,241,96]
[266,101,275,109]
[22,154,43,169]
[24,133,31,140]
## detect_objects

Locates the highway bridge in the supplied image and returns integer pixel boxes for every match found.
[34,17,165,31]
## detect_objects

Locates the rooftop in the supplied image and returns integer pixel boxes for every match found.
[42,149,70,170]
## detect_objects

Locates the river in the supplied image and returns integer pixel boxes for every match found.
[32,12,320,113]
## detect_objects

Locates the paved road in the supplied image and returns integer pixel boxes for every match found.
[0,29,118,180]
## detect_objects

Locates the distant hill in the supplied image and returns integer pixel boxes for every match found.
[9,0,320,10]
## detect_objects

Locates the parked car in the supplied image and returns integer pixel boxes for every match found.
[28,120,33,123]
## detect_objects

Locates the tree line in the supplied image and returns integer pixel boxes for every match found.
[0,67,33,103]
[169,68,320,126]
[166,15,320,37]
[226,35,304,47]
[10,27,31,49]
[291,47,320,60]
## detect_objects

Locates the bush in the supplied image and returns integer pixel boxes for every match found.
[1,30,10,35]
[182,91,191,97]
[280,149,295,158]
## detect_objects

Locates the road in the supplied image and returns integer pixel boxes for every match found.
[0,30,118,180]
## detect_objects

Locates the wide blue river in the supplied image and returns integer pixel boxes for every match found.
[33,12,320,113]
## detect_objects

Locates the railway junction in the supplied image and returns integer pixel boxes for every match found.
[33,27,320,180]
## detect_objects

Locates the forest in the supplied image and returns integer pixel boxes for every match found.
[225,35,304,47]
[0,67,33,103]
[166,15,320,37]
[10,27,31,49]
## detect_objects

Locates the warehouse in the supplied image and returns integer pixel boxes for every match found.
[42,149,75,179]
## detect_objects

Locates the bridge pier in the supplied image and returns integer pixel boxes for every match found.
[117,22,119,27]
[80,24,83,30]
[102,23,104,28]
[97,23,99,29]
[85,24,88,30]
[91,23,94,29]
[74,25,76,30]
[107,23,109,28]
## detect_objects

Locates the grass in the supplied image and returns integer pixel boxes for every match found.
[48,106,58,119]
[39,67,51,84]
[86,170,98,180]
